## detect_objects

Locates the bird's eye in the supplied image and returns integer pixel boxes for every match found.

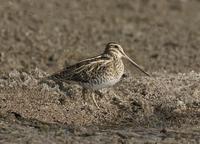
[114,45,118,48]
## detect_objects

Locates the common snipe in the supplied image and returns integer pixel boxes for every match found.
[45,42,150,108]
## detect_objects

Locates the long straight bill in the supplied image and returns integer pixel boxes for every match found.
[125,55,150,77]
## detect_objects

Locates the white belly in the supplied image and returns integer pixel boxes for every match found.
[82,59,124,90]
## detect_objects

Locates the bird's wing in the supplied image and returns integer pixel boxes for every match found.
[46,54,112,83]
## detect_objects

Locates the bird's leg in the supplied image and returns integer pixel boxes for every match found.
[82,88,100,109]
[82,88,88,102]
[95,89,110,101]
[91,92,100,109]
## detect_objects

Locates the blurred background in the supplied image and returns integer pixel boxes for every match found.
[0,0,200,75]
[0,0,200,143]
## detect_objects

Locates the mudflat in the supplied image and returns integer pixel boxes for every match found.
[0,0,200,143]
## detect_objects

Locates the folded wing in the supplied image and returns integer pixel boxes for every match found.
[46,55,112,83]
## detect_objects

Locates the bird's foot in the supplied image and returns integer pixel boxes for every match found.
[91,94,100,109]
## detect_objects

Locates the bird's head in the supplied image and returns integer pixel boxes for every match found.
[104,42,125,58]
[104,42,150,77]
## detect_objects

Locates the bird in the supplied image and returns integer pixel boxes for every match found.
[43,42,150,108]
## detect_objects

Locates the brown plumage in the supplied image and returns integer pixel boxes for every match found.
[44,42,150,108]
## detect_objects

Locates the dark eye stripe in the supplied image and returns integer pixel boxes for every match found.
[113,45,123,54]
